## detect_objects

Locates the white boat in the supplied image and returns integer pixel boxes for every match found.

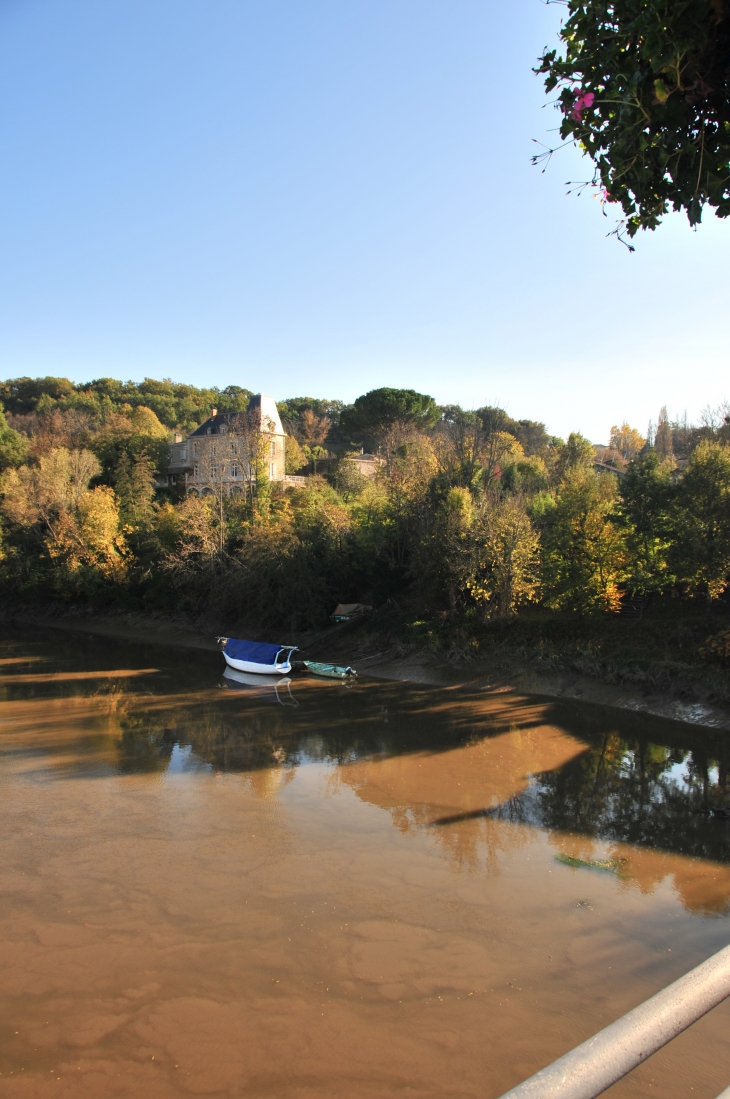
[217,637,298,675]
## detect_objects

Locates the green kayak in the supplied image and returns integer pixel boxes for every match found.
[302,660,357,679]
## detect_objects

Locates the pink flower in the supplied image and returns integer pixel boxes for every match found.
[571,90,595,121]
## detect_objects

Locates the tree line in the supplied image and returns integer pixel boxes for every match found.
[0,377,729,640]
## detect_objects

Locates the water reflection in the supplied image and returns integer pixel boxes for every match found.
[167,742,213,775]
[4,626,730,1099]
[482,729,730,865]
[2,625,730,872]
[221,665,300,706]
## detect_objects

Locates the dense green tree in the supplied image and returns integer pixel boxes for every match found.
[329,459,368,501]
[215,385,254,412]
[0,376,75,413]
[618,451,675,593]
[277,396,344,429]
[0,374,255,433]
[411,485,475,614]
[114,452,157,529]
[476,406,514,437]
[467,407,553,458]
[433,407,530,492]
[536,0,730,237]
[435,406,491,490]
[91,405,170,484]
[284,434,308,474]
[555,432,596,478]
[0,405,28,470]
[340,388,438,443]
[510,418,554,457]
[501,455,550,496]
[542,467,628,612]
[670,440,730,598]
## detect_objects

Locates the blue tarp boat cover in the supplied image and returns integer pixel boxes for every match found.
[224,638,284,665]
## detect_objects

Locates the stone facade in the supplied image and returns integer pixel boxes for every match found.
[168,394,287,496]
[346,452,380,478]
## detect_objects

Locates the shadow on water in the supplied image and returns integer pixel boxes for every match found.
[3,623,730,869]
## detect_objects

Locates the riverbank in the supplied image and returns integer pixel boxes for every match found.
[3,604,730,731]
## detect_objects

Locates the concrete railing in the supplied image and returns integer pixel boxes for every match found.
[496,943,730,1099]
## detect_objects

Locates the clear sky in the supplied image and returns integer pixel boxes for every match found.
[0,0,727,443]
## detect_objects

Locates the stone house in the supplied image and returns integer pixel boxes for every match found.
[345,451,380,478]
[308,450,381,479]
[163,392,384,496]
[167,394,288,496]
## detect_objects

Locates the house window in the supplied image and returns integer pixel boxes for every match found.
[193,463,200,479]
[180,448,187,461]
[270,440,276,457]
[231,463,238,478]
[270,462,276,480]
[211,464,219,479]
[170,475,176,485]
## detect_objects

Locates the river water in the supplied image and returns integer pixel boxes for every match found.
[1,625,730,1099]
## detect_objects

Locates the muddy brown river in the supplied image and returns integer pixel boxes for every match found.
[1,625,730,1099]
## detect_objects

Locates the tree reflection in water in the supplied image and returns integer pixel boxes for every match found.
[491,727,730,866]
[3,625,730,881]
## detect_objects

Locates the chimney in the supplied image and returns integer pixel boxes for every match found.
[210,407,217,419]
[174,433,183,443]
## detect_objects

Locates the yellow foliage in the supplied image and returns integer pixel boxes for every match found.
[168,495,218,559]
[154,502,181,549]
[285,434,307,474]
[445,486,474,525]
[482,432,524,485]
[467,497,540,616]
[130,406,168,438]
[77,487,126,574]
[609,422,646,462]
[48,487,125,578]
[384,433,438,501]
[0,448,101,530]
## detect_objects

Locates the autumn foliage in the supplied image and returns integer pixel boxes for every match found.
[0,380,729,635]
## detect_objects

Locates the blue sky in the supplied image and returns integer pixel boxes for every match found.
[0,0,727,443]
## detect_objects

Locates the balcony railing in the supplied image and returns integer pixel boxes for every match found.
[496,942,730,1099]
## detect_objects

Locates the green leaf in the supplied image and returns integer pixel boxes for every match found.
[653,78,670,104]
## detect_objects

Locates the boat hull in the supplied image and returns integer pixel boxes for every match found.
[303,660,356,679]
[223,651,292,675]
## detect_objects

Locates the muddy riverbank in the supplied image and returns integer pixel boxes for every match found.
[3,606,730,731]
[2,624,730,1099]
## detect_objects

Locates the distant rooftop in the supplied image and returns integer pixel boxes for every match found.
[189,394,285,437]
